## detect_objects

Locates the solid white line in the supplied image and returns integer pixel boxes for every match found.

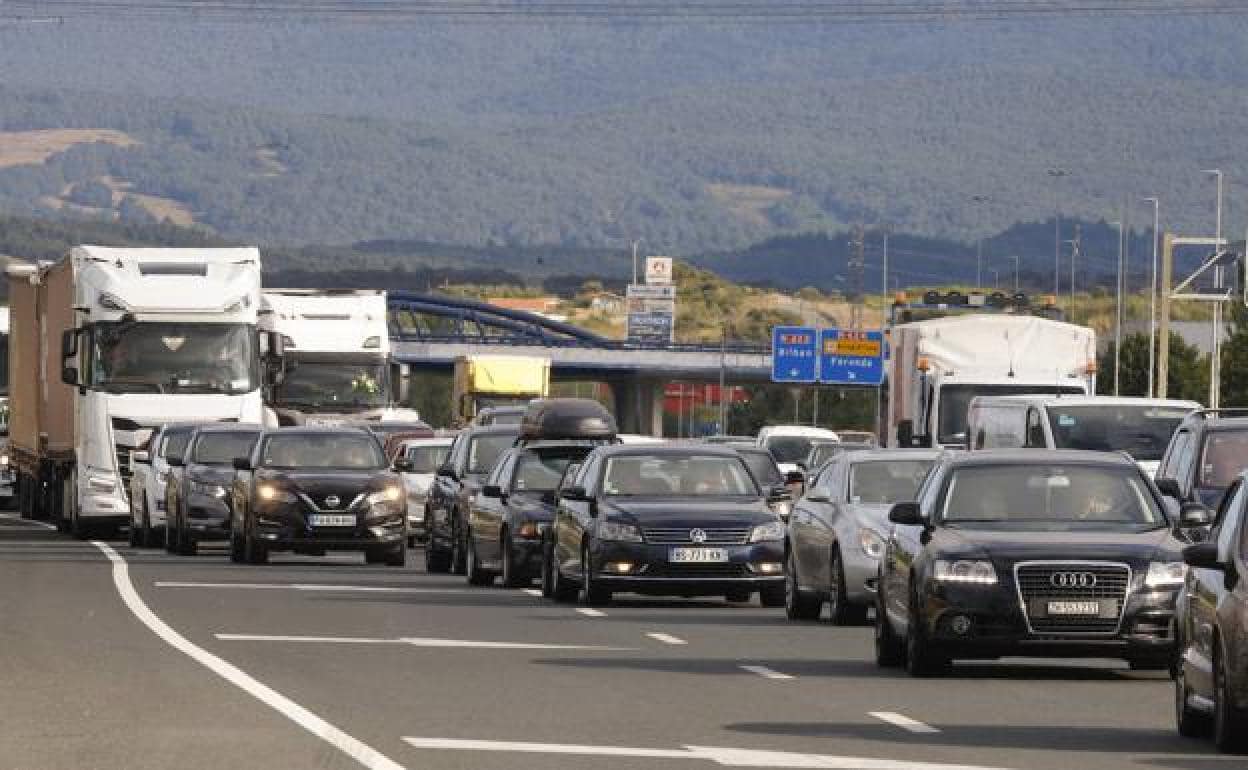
[155,581,466,594]
[216,633,635,651]
[646,632,687,646]
[576,607,606,617]
[739,665,793,680]
[93,542,406,770]
[400,736,1008,769]
[522,588,543,597]
[870,711,941,734]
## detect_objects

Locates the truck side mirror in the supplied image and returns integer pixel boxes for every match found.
[61,366,79,386]
[61,329,78,360]
[392,362,411,404]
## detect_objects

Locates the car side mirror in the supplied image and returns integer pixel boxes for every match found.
[167,456,185,468]
[563,485,590,502]
[1156,477,1182,499]
[1179,502,1213,529]
[785,470,805,486]
[232,457,251,471]
[393,458,414,473]
[1182,541,1224,571]
[888,501,925,526]
[481,484,503,498]
[131,450,150,465]
[437,463,458,481]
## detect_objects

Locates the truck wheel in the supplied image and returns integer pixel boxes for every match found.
[69,473,91,541]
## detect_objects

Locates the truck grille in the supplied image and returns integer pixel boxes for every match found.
[643,528,751,545]
[1014,562,1131,635]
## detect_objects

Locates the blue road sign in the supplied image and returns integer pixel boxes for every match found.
[771,326,818,383]
[819,328,885,386]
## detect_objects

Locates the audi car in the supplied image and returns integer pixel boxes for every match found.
[876,450,1188,676]
[165,424,262,556]
[229,427,409,565]
[543,444,786,606]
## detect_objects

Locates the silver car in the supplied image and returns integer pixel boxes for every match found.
[784,449,939,624]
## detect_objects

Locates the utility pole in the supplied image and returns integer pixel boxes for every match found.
[1048,168,1070,300]
[1203,170,1224,409]
[849,224,866,329]
[1068,224,1082,320]
[1010,255,1020,292]
[881,225,890,301]
[717,326,727,434]
[1113,219,1124,396]
[630,239,643,286]
[1142,197,1160,398]
[1158,233,1174,399]
[971,195,989,288]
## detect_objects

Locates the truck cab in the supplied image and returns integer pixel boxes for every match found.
[451,355,550,427]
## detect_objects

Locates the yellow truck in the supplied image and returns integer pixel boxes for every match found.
[451,355,550,426]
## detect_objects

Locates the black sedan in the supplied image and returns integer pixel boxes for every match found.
[543,445,786,606]
[1174,469,1248,753]
[877,449,1190,676]
[466,444,592,587]
[164,424,262,556]
[229,427,410,566]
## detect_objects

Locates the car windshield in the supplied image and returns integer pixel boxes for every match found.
[161,431,193,459]
[467,433,516,474]
[738,451,784,486]
[849,460,934,504]
[940,464,1163,530]
[513,451,580,493]
[90,321,258,394]
[764,436,815,464]
[276,361,388,409]
[404,444,450,474]
[262,433,386,469]
[939,385,1084,446]
[603,454,759,497]
[1047,404,1192,461]
[192,432,259,464]
[1199,430,1248,491]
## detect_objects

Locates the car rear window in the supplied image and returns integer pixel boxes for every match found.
[192,432,259,465]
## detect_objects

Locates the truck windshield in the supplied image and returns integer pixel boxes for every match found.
[1047,404,1193,461]
[276,361,388,410]
[90,322,258,394]
[939,384,1084,446]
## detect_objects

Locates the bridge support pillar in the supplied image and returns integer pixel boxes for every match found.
[611,376,665,437]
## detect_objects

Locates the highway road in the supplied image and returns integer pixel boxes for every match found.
[0,512,1232,770]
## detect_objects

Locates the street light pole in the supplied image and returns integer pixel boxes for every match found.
[971,195,989,288]
[1202,169,1224,409]
[1142,197,1160,398]
[1010,255,1020,292]
[1112,219,1124,396]
[1048,169,1070,300]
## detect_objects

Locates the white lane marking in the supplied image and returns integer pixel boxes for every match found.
[216,633,636,651]
[576,607,606,617]
[155,582,466,594]
[740,665,793,680]
[93,542,406,770]
[869,712,941,734]
[400,737,1007,769]
[522,588,543,597]
[646,632,687,646]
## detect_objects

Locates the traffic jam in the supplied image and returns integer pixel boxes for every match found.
[2,248,1247,766]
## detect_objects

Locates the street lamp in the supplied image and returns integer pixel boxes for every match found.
[1202,169,1224,409]
[1111,220,1123,396]
[1048,168,1070,301]
[1009,255,1021,292]
[970,195,989,288]
[1141,197,1160,398]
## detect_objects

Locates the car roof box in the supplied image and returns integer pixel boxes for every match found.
[519,398,617,441]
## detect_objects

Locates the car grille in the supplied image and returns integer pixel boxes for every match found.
[643,528,750,545]
[641,563,749,579]
[1014,562,1131,634]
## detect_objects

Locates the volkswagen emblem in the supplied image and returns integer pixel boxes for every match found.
[324,495,341,509]
[689,528,708,544]
[1051,571,1097,589]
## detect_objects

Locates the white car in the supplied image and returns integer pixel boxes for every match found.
[127,423,199,548]
[757,425,840,475]
[398,437,453,546]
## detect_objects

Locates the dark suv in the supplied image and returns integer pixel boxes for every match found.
[425,424,520,574]
[1156,410,1248,510]
[165,424,262,556]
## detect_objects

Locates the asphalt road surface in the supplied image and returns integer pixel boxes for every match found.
[0,512,1235,770]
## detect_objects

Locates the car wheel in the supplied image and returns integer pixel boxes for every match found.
[551,547,579,603]
[1214,641,1248,753]
[450,514,468,575]
[164,519,176,554]
[243,519,268,565]
[425,541,451,573]
[140,502,159,548]
[1175,649,1213,738]
[384,543,406,567]
[905,588,949,677]
[784,549,822,620]
[581,545,611,606]
[828,547,869,626]
[874,589,905,668]
[228,528,246,564]
[540,535,557,598]
[500,531,527,588]
[466,533,494,586]
[759,584,786,607]
[365,548,385,564]
[174,516,197,556]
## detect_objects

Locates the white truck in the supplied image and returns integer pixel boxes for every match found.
[260,289,415,426]
[6,246,278,537]
[887,314,1097,449]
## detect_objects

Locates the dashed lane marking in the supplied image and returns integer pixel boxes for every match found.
[646,632,688,645]
[870,712,941,734]
[576,607,606,617]
[215,633,637,651]
[739,665,793,680]
[93,542,406,770]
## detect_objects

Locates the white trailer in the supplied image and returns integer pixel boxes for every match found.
[260,289,414,426]
[7,246,277,537]
[887,315,1097,449]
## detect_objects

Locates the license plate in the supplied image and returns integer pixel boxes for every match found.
[669,547,728,563]
[1047,601,1100,616]
[309,514,356,528]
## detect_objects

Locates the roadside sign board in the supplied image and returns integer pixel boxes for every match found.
[627,284,675,345]
[771,326,818,383]
[645,256,673,285]
[819,328,885,386]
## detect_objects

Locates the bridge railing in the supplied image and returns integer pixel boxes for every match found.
[388,332,770,355]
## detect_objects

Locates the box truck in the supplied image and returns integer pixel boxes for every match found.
[451,354,550,427]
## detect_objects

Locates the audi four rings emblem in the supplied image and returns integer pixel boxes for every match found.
[1051,571,1097,588]
[324,495,341,509]
[689,529,708,544]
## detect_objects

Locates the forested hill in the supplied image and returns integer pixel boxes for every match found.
[0,16,1247,252]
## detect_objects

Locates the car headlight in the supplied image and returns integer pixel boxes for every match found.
[858,528,886,560]
[189,481,227,499]
[256,483,296,504]
[933,559,998,585]
[1145,561,1186,588]
[598,519,642,542]
[769,500,792,519]
[749,520,785,543]
[367,486,404,507]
